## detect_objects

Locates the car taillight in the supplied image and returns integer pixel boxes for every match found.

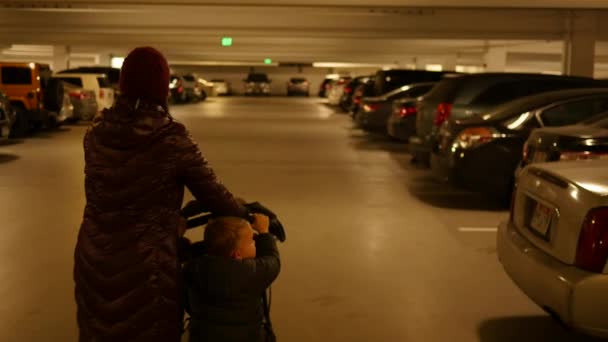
[575,207,608,273]
[99,89,105,99]
[69,92,85,100]
[363,103,380,112]
[344,87,353,94]
[178,86,184,93]
[398,106,417,118]
[455,126,499,149]
[560,151,608,161]
[354,97,361,104]
[433,102,453,126]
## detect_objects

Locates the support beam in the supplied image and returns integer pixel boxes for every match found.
[52,45,70,70]
[483,45,507,72]
[562,10,596,77]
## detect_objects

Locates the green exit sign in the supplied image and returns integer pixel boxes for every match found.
[221,37,233,47]
[264,58,273,65]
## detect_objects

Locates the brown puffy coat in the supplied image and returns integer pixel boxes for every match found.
[74,98,247,342]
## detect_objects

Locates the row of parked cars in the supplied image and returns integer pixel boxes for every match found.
[0,62,218,139]
[326,68,608,338]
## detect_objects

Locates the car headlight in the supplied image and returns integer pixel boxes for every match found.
[454,127,502,150]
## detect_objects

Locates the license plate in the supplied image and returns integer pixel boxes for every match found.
[530,202,553,237]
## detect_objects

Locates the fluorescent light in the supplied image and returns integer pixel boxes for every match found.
[111,57,125,69]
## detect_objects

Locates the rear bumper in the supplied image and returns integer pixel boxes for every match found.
[408,135,431,165]
[355,109,391,132]
[430,143,517,198]
[387,115,416,141]
[497,220,608,338]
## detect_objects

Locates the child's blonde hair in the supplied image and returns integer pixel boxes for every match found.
[204,217,250,257]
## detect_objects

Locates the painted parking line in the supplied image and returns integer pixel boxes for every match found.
[458,227,499,233]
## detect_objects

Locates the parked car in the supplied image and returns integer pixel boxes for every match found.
[196,77,214,100]
[318,75,340,98]
[0,62,65,137]
[244,73,271,96]
[211,79,232,96]
[53,73,114,110]
[0,91,15,140]
[431,88,608,202]
[62,82,98,121]
[350,79,376,116]
[410,73,608,166]
[521,112,608,169]
[58,67,120,95]
[498,159,608,338]
[339,76,372,112]
[56,90,75,124]
[355,82,436,133]
[169,75,188,104]
[181,74,206,102]
[327,76,352,105]
[286,77,310,96]
[372,69,448,97]
[387,98,423,142]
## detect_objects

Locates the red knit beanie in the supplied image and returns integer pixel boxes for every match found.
[119,47,170,104]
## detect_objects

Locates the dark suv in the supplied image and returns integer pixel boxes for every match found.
[372,69,449,96]
[244,73,271,96]
[409,73,608,165]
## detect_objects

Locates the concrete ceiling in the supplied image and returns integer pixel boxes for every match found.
[1,1,608,70]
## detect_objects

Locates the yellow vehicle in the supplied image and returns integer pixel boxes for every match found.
[0,62,65,137]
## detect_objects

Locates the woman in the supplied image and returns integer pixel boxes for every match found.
[73,47,248,342]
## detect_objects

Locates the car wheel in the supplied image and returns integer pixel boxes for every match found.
[9,105,29,138]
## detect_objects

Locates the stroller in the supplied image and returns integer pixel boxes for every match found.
[178,200,286,341]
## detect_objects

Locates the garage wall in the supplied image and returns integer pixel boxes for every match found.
[169,65,379,96]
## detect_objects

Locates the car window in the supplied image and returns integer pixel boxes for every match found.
[406,84,435,98]
[182,75,196,82]
[540,97,608,126]
[58,77,83,87]
[247,74,269,82]
[1,67,32,85]
[424,77,463,102]
[97,77,111,88]
[290,78,307,83]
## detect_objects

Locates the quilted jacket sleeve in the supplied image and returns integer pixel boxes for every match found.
[239,234,281,295]
[174,126,248,218]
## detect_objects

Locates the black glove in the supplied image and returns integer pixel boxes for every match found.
[245,202,286,242]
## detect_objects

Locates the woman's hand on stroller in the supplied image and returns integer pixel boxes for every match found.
[251,214,270,234]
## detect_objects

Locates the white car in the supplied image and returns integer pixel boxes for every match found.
[53,73,114,110]
[211,79,232,96]
[327,77,351,106]
[498,159,608,338]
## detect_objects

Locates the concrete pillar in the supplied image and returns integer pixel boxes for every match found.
[484,45,508,72]
[441,55,458,72]
[562,11,597,78]
[52,45,70,71]
[99,53,111,66]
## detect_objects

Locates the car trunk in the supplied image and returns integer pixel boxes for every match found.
[513,162,608,266]
[526,126,608,165]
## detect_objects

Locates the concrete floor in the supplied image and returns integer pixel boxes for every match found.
[0,97,601,341]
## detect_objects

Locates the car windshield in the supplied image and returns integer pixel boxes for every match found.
[183,75,196,82]
[59,77,84,87]
[247,74,269,82]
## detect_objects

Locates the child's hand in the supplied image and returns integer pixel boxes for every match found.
[251,214,270,234]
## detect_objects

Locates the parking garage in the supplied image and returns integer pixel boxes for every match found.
[2,1,608,342]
